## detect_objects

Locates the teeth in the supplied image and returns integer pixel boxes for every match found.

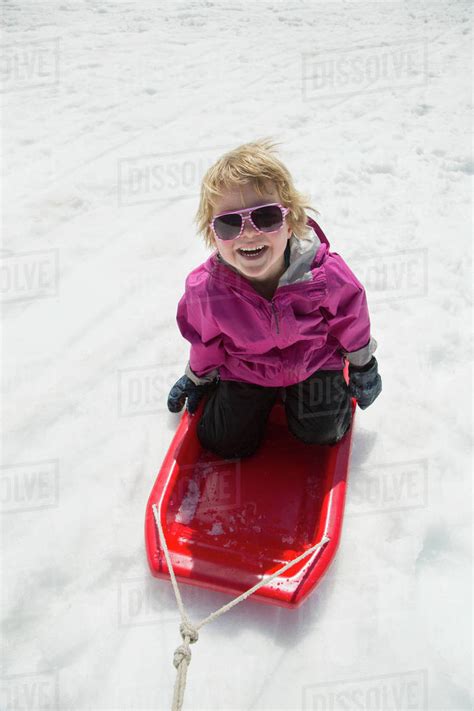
[239,245,265,252]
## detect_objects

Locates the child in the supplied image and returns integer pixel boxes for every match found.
[167,139,382,459]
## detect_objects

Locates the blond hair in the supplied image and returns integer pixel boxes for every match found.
[195,138,319,248]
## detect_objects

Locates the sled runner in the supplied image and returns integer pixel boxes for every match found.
[145,385,356,609]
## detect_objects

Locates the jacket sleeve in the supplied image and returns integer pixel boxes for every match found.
[176,288,225,384]
[320,252,377,366]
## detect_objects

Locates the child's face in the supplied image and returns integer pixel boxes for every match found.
[211,182,291,285]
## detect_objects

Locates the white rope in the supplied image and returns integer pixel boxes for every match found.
[152,502,330,711]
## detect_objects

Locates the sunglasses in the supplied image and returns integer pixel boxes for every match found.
[210,202,289,242]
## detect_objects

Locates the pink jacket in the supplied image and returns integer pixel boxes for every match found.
[177,218,377,387]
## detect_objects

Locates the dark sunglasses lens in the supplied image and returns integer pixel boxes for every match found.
[214,214,242,241]
[252,205,284,232]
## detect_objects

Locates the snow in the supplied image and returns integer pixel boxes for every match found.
[1,1,472,710]
[176,480,201,526]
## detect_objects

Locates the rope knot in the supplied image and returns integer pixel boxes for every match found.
[180,621,199,644]
[173,643,191,669]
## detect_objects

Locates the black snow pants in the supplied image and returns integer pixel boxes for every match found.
[197,369,353,460]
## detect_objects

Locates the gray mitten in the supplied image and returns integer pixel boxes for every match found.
[348,356,382,410]
[167,375,214,415]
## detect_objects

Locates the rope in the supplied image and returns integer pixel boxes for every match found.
[152,502,330,711]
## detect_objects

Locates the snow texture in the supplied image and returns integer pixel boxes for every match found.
[1,1,472,710]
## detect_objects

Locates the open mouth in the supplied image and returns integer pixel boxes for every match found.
[237,245,268,259]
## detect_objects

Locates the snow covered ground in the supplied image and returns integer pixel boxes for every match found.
[1,1,472,709]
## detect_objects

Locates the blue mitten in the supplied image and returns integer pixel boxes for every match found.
[167,375,214,415]
[348,356,382,410]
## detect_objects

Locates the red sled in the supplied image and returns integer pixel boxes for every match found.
[145,385,356,609]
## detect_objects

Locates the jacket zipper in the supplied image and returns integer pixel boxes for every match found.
[271,302,280,334]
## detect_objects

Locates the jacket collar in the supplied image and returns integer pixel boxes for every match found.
[278,229,321,286]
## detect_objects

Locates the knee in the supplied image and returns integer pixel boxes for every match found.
[222,447,259,460]
[307,432,344,446]
[291,428,342,446]
[289,416,351,447]
[197,420,260,460]
[199,440,259,459]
